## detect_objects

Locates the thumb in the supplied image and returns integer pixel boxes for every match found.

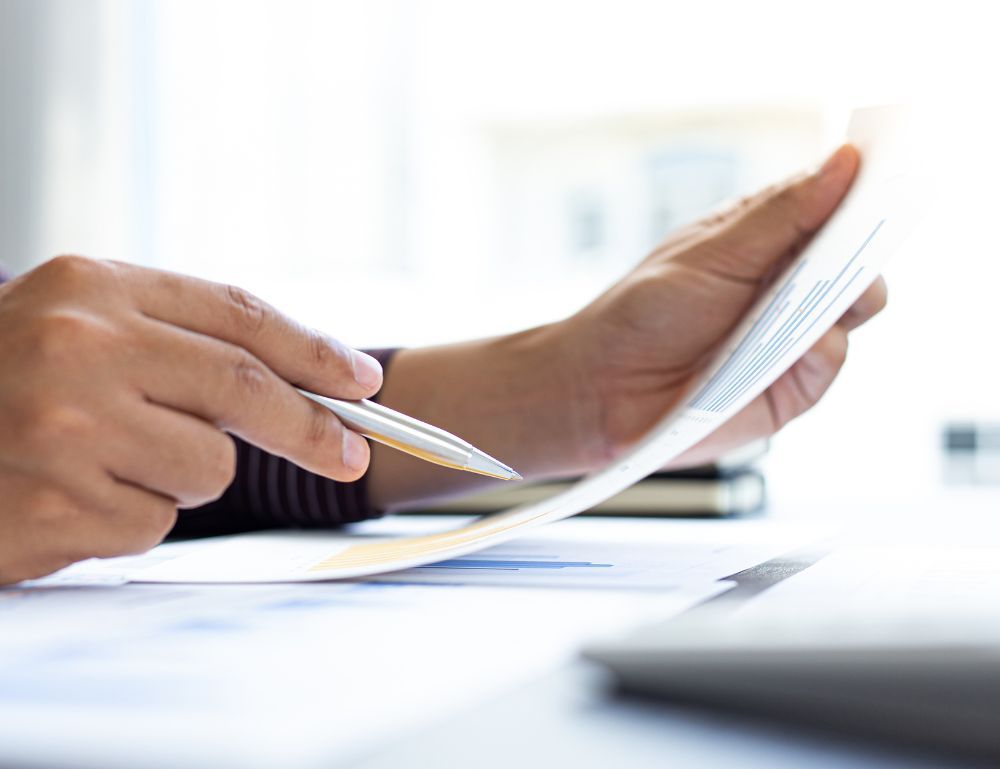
[688,144,860,281]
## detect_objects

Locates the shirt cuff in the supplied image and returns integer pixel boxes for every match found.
[171,348,401,538]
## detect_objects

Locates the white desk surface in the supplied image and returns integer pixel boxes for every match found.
[348,485,1000,769]
[3,484,1000,769]
[350,664,980,769]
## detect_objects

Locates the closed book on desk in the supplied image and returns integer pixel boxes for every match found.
[409,441,768,518]
[411,471,764,517]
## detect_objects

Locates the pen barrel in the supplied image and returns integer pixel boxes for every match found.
[299,391,474,470]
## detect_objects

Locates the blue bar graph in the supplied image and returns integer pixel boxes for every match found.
[420,559,613,571]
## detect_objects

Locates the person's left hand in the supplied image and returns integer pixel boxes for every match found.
[555,144,886,470]
[368,144,887,512]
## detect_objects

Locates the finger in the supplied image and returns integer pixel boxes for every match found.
[667,327,849,470]
[681,145,860,281]
[134,319,371,482]
[665,394,776,470]
[671,325,850,468]
[2,470,179,563]
[764,327,849,429]
[103,400,237,508]
[837,276,887,332]
[0,474,83,583]
[112,263,383,399]
[75,477,178,559]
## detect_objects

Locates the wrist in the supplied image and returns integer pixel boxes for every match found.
[392,322,602,478]
[366,321,606,511]
[527,317,612,474]
[490,320,607,478]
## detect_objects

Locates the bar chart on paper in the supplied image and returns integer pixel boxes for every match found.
[690,219,886,414]
[419,557,614,571]
[360,518,828,590]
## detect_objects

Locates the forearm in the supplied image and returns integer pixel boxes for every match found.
[367,322,602,512]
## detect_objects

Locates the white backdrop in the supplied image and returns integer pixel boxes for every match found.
[3,0,998,502]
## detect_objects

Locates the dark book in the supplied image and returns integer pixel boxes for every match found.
[410,440,768,518]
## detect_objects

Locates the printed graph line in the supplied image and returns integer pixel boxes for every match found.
[691,261,807,408]
[709,219,883,411]
[704,276,833,412]
[693,274,814,411]
[712,266,867,413]
[702,277,830,412]
[689,219,885,414]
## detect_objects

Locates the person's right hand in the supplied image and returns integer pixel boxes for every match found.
[0,256,382,584]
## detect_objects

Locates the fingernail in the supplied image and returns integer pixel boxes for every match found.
[342,430,369,472]
[351,350,383,390]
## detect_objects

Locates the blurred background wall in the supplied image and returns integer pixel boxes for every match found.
[1,0,997,502]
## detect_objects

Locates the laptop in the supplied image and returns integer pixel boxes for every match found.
[585,608,1000,761]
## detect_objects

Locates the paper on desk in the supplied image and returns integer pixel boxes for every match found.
[138,106,926,584]
[0,568,728,769]
[360,516,827,590]
[46,516,822,592]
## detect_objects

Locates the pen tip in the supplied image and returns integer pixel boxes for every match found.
[465,449,523,481]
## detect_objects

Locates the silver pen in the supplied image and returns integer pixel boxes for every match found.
[298,390,522,481]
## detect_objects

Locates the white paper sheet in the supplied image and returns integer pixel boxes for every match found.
[135,106,925,583]
[358,516,827,590]
[38,516,824,591]
[0,562,727,769]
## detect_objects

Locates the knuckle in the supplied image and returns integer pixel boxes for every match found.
[21,484,76,526]
[223,284,268,336]
[18,402,92,450]
[873,280,889,313]
[824,330,849,369]
[748,172,810,222]
[834,337,849,367]
[41,254,97,280]
[304,405,335,451]
[25,484,68,514]
[771,181,805,217]
[231,353,271,397]
[733,181,785,219]
[35,255,111,293]
[32,311,97,360]
[735,188,766,214]
[200,436,238,501]
[147,504,179,543]
[121,505,178,556]
[29,311,119,368]
[307,328,346,372]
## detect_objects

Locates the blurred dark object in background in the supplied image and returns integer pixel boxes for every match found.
[943,422,1000,485]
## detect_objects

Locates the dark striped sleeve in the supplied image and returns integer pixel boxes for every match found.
[170,348,400,538]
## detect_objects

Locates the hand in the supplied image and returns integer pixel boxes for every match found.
[363,145,886,512]
[557,144,886,469]
[0,256,382,584]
